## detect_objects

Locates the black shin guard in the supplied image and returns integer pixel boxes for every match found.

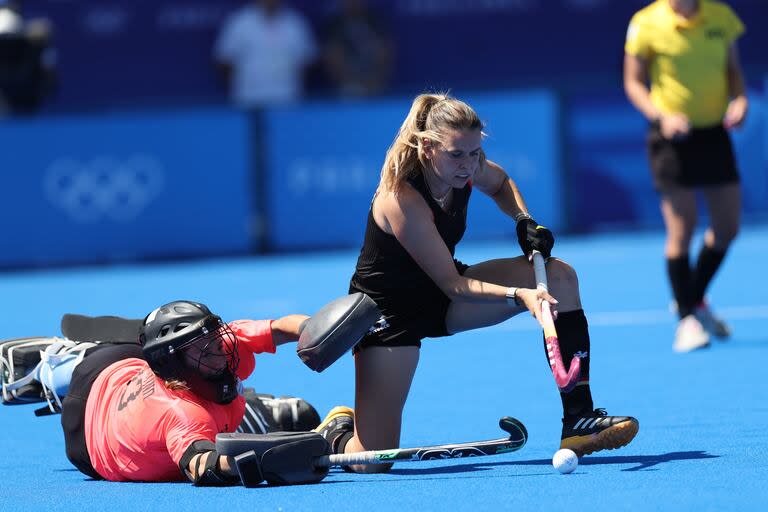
[692,246,727,305]
[667,255,694,318]
[334,431,356,473]
[334,430,354,455]
[545,310,594,418]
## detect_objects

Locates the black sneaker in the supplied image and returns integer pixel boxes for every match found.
[560,408,639,456]
[313,406,354,454]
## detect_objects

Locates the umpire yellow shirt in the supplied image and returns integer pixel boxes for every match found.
[625,0,744,127]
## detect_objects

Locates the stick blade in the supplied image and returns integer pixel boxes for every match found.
[499,416,528,448]
[61,313,143,343]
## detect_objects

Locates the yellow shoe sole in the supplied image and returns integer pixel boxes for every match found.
[313,405,355,433]
[560,418,639,457]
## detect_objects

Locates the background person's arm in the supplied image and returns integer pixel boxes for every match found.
[724,43,748,129]
[623,53,659,122]
[623,53,689,139]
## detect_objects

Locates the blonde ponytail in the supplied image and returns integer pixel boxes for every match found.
[379,92,484,192]
[164,379,190,391]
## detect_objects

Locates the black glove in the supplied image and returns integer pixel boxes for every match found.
[516,217,555,258]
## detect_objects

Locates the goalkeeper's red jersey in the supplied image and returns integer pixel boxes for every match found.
[84,319,275,482]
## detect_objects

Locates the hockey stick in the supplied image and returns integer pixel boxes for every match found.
[61,305,389,347]
[217,417,526,475]
[60,314,143,343]
[316,416,527,467]
[531,250,580,393]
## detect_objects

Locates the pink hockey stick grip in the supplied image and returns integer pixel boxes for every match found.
[535,252,581,393]
[542,301,580,392]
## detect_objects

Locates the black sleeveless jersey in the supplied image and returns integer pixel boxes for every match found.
[349,172,472,310]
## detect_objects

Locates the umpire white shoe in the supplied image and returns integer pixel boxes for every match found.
[673,315,710,353]
[694,302,731,339]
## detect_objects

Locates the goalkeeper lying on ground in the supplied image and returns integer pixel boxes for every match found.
[1,295,379,486]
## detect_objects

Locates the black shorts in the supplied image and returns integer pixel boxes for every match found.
[352,259,470,351]
[646,122,739,192]
[61,343,143,480]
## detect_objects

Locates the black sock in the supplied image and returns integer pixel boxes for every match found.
[691,245,727,305]
[334,430,357,473]
[544,309,594,418]
[667,255,694,318]
[335,430,354,455]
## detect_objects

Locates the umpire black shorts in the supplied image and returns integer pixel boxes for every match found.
[646,122,740,192]
[352,259,470,351]
[61,343,143,480]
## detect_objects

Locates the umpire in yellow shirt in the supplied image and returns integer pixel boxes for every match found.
[623,0,748,352]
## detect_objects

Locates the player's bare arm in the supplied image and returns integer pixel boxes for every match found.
[623,53,658,121]
[724,43,748,129]
[624,53,689,138]
[271,314,310,346]
[381,183,550,319]
[186,450,238,484]
[474,159,529,219]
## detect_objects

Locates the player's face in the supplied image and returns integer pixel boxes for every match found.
[428,128,482,189]
[181,327,238,378]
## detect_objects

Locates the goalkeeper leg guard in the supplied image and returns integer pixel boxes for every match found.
[1,337,97,413]
[2,337,58,405]
[238,389,321,434]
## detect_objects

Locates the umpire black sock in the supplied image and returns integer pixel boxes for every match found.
[691,245,727,305]
[543,309,594,418]
[667,255,694,318]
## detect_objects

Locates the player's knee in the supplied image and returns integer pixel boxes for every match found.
[666,229,695,251]
[546,259,579,291]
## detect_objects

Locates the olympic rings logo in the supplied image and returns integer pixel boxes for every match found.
[43,155,165,223]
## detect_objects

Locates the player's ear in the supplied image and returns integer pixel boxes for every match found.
[422,138,434,159]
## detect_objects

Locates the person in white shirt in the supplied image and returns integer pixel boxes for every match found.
[214,0,317,108]
[0,0,56,115]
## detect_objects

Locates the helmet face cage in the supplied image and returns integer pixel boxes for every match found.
[139,301,241,404]
[176,323,240,380]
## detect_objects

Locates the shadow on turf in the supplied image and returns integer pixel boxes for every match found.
[388,451,718,475]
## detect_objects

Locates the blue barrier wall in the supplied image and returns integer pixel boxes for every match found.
[2,86,766,269]
[24,1,768,110]
[0,109,253,268]
[263,90,562,251]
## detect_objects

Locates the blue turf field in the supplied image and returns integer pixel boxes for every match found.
[1,226,767,511]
